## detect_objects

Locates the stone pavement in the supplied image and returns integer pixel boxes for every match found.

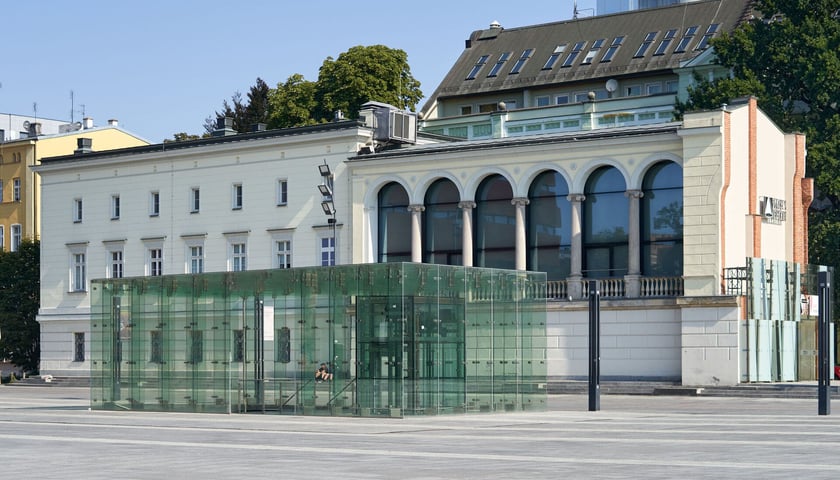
[1,385,839,479]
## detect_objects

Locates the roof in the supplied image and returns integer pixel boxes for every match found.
[37,120,368,166]
[421,0,752,114]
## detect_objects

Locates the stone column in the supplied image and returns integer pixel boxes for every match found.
[512,197,530,271]
[567,194,585,299]
[625,190,644,297]
[408,204,425,263]
[458,201,476,267]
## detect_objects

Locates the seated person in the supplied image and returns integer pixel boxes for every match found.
[315,363,333,382]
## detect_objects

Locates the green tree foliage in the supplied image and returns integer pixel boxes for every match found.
[210,45,423,130]
[267,74,319,129]
[0,240,40,372]
[680,0,840,266]
[313,45,423,122]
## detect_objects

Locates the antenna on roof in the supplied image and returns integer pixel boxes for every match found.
[574,0,579,18]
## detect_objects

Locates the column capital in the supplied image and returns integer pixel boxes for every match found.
[625,189,644,199]
[458,201,477,210]
[511,197,530,207]
[407,204,426,213]
[567,193,586,203]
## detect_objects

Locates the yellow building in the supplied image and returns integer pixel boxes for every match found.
[0,120,148,250]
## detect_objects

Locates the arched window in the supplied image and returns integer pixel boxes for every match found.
[642,161,683,276]
[377,182,411,263]
[475,175,515,269]
[583,167,628,278]
[527,170,571,279]
[423,179,462,265]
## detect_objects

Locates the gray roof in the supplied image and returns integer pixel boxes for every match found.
[422,0,752,112]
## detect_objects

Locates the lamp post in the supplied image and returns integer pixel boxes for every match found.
[317,162,336,266]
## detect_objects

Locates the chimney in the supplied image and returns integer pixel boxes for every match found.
[211,117,237,137]
[74,138,93,154]
[28,122,42,137]
[82,117,94,129]
[108,119,119,127]
[249,123,267,132]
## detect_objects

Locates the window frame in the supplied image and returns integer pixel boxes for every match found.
[232,183,243,210]
[73,332,85,362]
[465,54,490,80]
[276,179,288,206]
[190,187,200,213]
[486,52,511,77]
[111,194,120,220]
[542,44,568,70]
[11,224,21,252]
[68,245,87,293]
[149,191,160,217]
[509,48,534,74]
[73,198,83,223]
[13,178,20,202]
[274,238,292,269]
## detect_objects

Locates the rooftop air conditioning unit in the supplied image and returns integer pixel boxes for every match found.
[360,101,417,145]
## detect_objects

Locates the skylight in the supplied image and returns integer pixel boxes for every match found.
[674,26,698,53]
[510,49,534,74]
[542,44,567,70]
[561,41,586,68]
[653,29,677,56]
[695,24,719,50]
[634,32,657,58]
[581,39,605,65]
[600,36,624,62]
[487,52,511,77]
[466,55,490,80]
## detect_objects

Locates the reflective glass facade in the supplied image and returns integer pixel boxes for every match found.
[90,263,546,417]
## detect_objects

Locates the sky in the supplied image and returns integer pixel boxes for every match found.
[1,1,597,144]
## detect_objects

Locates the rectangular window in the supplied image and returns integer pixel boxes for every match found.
[561,41,586,67]
[0,178,4,202]
[150,191,160,216]
[233,330,245,362]
[654,29,677,56]
[466,54,490,80]
[13,178,20,202]
[574,92,591,103]
[189,245,204,274]
[509,48,533,74]
[275,240,292,269]
[74,332,85,362]
[149,248,163,276]
[695,24,719,51]
[459,105,473,115]
[646,83,663,95]
[232,183,243,209]
[581,39,605,65]
[0,225,4,251]
[478,103,496,113]
[486,52,511,77]
[111,195,120,220]
[190,187,200,213]
[555,94,570,105]
[674,26,699,53]
[535,96,550,107]
[73,198,83,223]
[11,224,21,252]
[626,85,642,96]
[110,250,124,279]
[542,44,567,70]
[72,252,86,292]
[601,36,625,62]
[665,80,679,93]
[320,237,335,266]
[189,330,203,364]
[231,242,247,271]
[150,330,163,364]
[276,179,288,206]
[634,32,658,58]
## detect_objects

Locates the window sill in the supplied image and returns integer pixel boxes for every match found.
[190,210,200,214]
[149,213,159,217]
[276,203,287,207]
[73,220,82,224]
[68,290,87,294]
[232,206,242,211]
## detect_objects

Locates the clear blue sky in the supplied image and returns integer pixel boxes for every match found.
[1,1,597,143]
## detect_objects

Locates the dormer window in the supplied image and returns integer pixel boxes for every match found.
[654,29,677,56]
[466,55,490,80]
[561,41,586,67]
[674,26,698,53]
[600,36,624,62]
[581,39,605,65]
[509,49,534,74]
[542,44,567,70]
[695,24,719,50]
[487,52,512,77]
[634,32,657,58]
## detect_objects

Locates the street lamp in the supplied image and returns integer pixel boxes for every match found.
[317,161,336,266]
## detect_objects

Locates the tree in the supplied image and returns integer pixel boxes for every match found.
[314,45,423,122]
[267,74,319,129]
[680,0,840,267]
[166,132,202,143]
[0,240,40,372]
[211,77,272,133]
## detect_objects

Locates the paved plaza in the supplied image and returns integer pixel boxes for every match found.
[1,385,839,479]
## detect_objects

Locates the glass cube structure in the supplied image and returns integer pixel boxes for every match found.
[90,263,547,417]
